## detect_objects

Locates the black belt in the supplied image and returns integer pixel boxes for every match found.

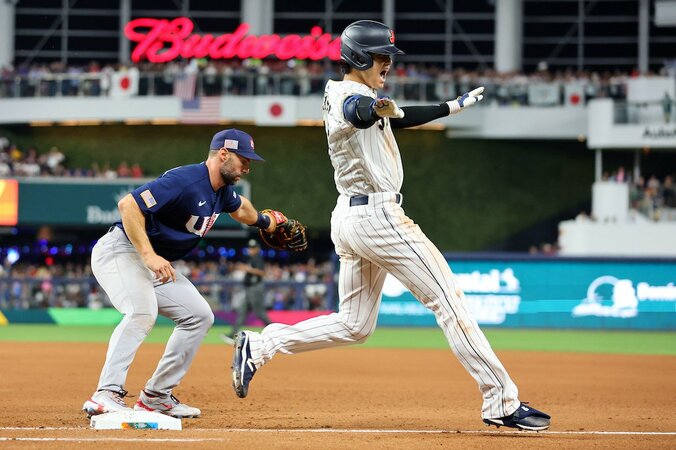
[349,194,401,207]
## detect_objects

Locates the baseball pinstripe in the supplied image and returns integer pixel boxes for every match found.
[241,79,521,421]
[247,195,519,418]
[324,80,403,195]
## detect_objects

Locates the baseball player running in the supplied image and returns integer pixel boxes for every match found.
[83,128,302,419]
[231,21,551,431]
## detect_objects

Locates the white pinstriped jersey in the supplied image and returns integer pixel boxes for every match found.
[243,77,524,423]
[322,80,403,196]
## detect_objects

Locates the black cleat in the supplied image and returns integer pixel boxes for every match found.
[483,403,551,431]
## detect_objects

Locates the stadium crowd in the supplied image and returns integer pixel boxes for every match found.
[0,257,334,312]
[0,135,144,178]
[1,59,665,104]
[624,173,676,221]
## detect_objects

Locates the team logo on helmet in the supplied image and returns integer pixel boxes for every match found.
[250,139,255,148]
[389,30,395,44]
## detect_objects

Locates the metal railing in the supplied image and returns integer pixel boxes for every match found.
[0,277,336,312]
[0,71,632,105]
[613,101,675,125]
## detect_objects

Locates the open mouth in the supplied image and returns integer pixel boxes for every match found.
[379,69,388,82]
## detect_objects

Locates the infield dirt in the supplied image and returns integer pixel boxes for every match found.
[0,341,674,449]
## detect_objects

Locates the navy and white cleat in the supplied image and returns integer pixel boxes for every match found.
[231,331,257,398]
[483,403,551,431]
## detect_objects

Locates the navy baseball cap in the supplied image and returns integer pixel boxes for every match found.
[210,129,265,162]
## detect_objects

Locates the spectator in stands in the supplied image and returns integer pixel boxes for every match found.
[116,161,132,178]
[99,162,117,179]
[647,175,661,194]
[46,146,65,174]
[131,163,144,178]
[630,175,646,209]
[202,61,220,96]
[663,92,673,124]
[661,175,675,208]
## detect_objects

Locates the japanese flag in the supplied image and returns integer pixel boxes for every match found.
[110,67,139,98]
[255,96,297,126]
[564,83,585,107]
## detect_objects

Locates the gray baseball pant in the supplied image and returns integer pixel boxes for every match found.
[90,227,214,397]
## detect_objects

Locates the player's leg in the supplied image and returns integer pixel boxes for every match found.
[143,271,214,397]
[246,253,386,368]
[347,204,521,420]
[133,272,212,417]
[248,284,272,326]
[84,228,158,415]
[232,249,387,398]
[230,288,250,337]
[231,197,389,398]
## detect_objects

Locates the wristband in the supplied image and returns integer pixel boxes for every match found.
[253,211,271,229]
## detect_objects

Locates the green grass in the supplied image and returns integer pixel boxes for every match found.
[0,324,674,355]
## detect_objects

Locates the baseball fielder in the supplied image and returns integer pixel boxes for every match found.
[82,128,302,418]
[231,21,551,431]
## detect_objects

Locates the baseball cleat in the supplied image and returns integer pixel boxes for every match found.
[231,331,257,398]
[133,390,201,418]
[483,402,551,431]
[82,389,132,418]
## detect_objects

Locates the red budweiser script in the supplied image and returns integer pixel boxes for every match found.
[125,17,342,63]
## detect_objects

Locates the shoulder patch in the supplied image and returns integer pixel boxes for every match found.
[140,189,157,208]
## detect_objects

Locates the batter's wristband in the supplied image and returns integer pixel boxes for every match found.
[252,212,272,229]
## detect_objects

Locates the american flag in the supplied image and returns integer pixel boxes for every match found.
[173,73,197,101]
[180,97,221,124]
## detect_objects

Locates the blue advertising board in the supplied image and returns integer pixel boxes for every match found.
[378,256,676,330]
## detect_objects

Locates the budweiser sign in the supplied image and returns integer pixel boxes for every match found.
[124,17,342,63]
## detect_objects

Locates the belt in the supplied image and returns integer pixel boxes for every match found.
[349,193,401,207]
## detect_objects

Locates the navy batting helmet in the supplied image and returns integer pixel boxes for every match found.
[340,20,404,71]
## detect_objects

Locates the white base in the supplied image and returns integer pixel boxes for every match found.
[90,410,182,430]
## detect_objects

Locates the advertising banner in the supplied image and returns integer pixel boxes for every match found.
[379,257,676,330]
[15,179,249,228]
[0,179,18,226]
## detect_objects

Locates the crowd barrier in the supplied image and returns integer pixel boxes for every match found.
[2,255,675,330]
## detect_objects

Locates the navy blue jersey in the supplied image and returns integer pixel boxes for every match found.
[116,162,242,261]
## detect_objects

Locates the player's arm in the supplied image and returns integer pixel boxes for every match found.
[390,86,485,129]
[235,262,266,277]
[229,195,276,233]
[230,195,308,252]
[118,194,176,283]
[343,94,406,128]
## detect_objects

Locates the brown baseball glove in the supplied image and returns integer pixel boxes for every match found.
[258,209,308,252]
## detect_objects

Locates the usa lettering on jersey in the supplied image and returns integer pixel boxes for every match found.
[186,213,220,237]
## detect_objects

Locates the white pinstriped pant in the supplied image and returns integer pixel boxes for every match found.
[248,192,520,419]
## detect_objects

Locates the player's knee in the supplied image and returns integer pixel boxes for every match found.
[188,307,214,331]
[200,310,215,329]
[346,326,372,343]
[128,312,157,335]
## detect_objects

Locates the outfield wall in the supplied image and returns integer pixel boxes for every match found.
[379,255,676,330]
[1,255,674,331]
